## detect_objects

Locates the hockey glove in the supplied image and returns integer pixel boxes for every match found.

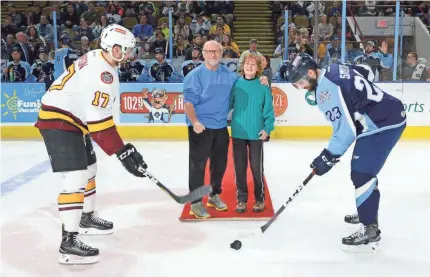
[116,143,148,177]
[310,149,340,176]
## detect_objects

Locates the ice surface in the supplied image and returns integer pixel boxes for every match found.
[1,139,429,277]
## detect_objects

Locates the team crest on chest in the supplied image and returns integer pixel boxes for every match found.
[101,71,113,84]
[319,90,331,103]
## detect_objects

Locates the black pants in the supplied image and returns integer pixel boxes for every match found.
[40,129,97,172]
[188,126,229,203]
[232,138,265,203]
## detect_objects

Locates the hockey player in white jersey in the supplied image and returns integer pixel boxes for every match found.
[35,24,148,265]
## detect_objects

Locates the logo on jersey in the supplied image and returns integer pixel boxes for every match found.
[101,71,113,84]
[271,87,288,118]
[305,91,317,106]
[319,90,331,104]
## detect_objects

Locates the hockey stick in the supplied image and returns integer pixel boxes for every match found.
[260,170,316,233]
[138,167,212,204]
[234,170,316,242]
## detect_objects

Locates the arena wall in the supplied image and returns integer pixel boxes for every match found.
[1,82,429,140]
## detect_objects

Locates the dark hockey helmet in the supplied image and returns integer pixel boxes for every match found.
[288,53,318,84]
[60,33,71,46]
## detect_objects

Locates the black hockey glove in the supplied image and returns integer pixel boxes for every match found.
[116,143,148,177]
[310,149,340,176]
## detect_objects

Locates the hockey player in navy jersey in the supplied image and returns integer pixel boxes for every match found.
[289,54,406,251]
[53,34,79,80]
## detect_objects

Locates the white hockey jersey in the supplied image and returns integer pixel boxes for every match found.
[37,49,118,134]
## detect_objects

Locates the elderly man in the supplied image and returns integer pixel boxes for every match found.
[183,40,268,219]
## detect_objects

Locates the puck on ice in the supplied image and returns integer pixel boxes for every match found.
[230,240,242,250]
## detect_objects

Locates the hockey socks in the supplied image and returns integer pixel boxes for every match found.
[352,171,380,225]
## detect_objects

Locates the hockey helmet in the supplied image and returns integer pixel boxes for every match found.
[288,53,318,84]
[60,33,71,46]
[100,24,136,62]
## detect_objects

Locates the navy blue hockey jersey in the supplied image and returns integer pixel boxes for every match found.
[315,63,406,156]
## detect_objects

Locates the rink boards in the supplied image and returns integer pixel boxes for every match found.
[1,82,429,139]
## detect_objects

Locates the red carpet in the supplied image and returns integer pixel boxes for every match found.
[179,139,274,221]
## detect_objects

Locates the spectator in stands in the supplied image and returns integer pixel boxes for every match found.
[358,0,378,16]
[174,14,190,39]
[93,15,108,40]
[290,1,306,18]
[81,2,101,28]
[161,1,178,18]
[8,4,25,29]
[261,55,272,86]
[3,34,16,58]
[32,5,43,25]
[124,1,139,17]
[353,40,393,81]
[148,26,162,44]
[185,34,203,60]
[299,29,313,56]
[150,32,167,56]
[62,3,80,30]
[314,14,333,41]
[2,47,31,82]
[209,15,230,36]
[213,1,234,26]
[15,32,34,65]
[139,2,157,27]
[401,52,430,81]
[348,42,363,63]
[50,3,62,27]
[181,46,203,77]
[190,15,211,36]
[221,34,240,57]
[309,33,327,63]
[273,39,286,58]
[202,34,209,45]
[107,3,123,24]
[328,1,341,17]
[133,15,154,41]
[321,35,342,68]
[160,22,171,39]
[176,0,194,18]
[74,18,95,42]
[80,36,92,55]
[36,15,54,43]
[2,16,18,38]
[211,26,224,43]
[306,1,325,19]
[26,26,45,53]
[239,39,262,68]
[173,34,191,58]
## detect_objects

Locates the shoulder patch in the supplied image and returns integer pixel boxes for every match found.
[101,71,113,84]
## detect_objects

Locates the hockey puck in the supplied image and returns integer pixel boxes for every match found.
[230,240,242,250]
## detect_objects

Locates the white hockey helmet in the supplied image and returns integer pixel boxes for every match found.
[100,24,136,62]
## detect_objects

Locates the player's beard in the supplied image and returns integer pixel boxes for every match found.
[307,76,317,92]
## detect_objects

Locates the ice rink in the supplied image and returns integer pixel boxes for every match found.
[1,139,429,277]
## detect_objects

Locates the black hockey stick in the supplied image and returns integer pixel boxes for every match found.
[139,167,212,204]
[260,170,316,233]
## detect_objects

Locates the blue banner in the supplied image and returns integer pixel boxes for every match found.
[1,83,45,123]
[119,83,186,124]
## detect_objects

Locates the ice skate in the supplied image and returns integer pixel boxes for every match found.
[342,223,381,252]
[207,194,228,211]
[79,211,113,235]
[58,229,99,265]
[189,202,210,219]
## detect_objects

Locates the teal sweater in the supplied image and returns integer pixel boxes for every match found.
[230,77,275,140]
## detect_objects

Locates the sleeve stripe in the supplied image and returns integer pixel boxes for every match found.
[87,118,115,133]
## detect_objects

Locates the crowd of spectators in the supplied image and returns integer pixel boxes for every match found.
[270,1,430,81]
